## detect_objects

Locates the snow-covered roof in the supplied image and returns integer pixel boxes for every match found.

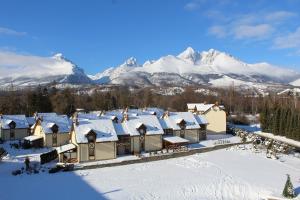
[37,112,58,117]
[187,103,214,113]
[23,135,43,142]
[74,119,118,143]
[114,123,128,136]
[56,143,76,154]
[117,115,164,136]
[40,114,71,134]
[77,113,100,120]
[194,114,208,125]
[163,136,189,144]
[159,112,200,131]
[104,107,164,122]
[26,117,36,126]
[0,115,29,129]
[141,107,165,117]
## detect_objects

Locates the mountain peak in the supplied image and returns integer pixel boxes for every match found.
[207,48,221,55]
[177,47,200,64]
[122,57,138,67]
[53,53,65,60]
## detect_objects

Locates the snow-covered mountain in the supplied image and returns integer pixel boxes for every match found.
[91,47,300,88]
[0,52,91,87]
[1,47,299,89]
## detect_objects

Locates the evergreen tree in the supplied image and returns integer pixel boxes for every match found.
[282,174,296,198]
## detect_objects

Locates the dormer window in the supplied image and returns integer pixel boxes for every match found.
[8,121,16,129]
[86,130,96,143]
[138,128,146,135]
[176,119,186,130]
[111,116,118,123]
[136,123,147,135]
[51,124,59,133]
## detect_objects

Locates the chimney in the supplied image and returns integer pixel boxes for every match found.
[215,101,219,106]
[33,112,38,120]
[162,110,169,119]
[122,113,129,123]
[72,112,79,126]
[203,101,207,105]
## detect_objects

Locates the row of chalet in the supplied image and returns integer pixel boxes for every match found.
[0,103,226,163]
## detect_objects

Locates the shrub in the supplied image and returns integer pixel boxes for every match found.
[12,170,21,176]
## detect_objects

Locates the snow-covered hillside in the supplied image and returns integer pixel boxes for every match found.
[290,78,300,87]
[91,47,300,88]
[1,143,299,200]
[0,52,91,87]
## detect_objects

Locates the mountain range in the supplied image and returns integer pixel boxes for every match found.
[1,47,300,89]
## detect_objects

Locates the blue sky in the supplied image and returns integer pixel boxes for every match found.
[0,0,300,74]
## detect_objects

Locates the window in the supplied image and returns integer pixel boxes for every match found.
[200,124,206,131]
[180,130,185,138]
[138,128,146,135]
[164,129,173,135]
[88,143,95,156]
[136,124,147,135]
[88,142,95,160]
[87,135,95,142]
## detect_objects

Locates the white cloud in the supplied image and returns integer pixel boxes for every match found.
[208,25,227,38]
[184,0,209,11]
[0,27,26,36]
[0,51,73,79]
[184,2,201,11]
[273,27,300,49]
[208,10,297,41]
[233,24,274,39]
[265,11,297,23]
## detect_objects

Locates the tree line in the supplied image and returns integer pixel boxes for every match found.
[260,99,300,141]
[0,85,263,115]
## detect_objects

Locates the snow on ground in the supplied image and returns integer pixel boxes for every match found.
[1,140,300,200]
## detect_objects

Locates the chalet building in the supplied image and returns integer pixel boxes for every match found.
[187,103,226,134]
[71,118,118,162]
[113,113,164,155]
[32,113,72,147]
[159,111,205,143]
[0,115,30,140]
